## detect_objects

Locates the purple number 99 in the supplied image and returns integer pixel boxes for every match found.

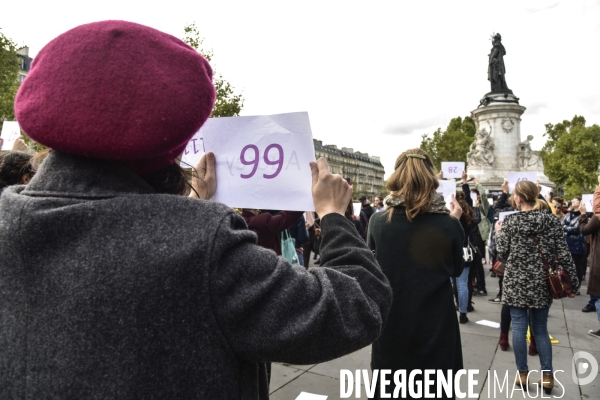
[240,144,259,179]
[263,144,284,179]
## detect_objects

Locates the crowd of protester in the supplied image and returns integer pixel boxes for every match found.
[1,20,599,399]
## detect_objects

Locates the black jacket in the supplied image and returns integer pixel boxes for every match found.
[368,209,464,399]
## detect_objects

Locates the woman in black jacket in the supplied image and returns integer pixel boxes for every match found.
[453,171,480,323]
[368,148,463,399]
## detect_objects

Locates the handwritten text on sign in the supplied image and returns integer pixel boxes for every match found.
[441,162,465,179]
[181,128,205,167]
[582,194,594,211]
[506,172,537,193]
[1,121,21,151]
[539,184,552,198]
[202,112,316,211]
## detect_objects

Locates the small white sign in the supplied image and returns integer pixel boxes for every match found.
[181,128,204,167]
[441,162,465,179]
[203,112,316,211]
[0,121,21,150]
[539,185,552,198]
[353,202,361,217]
[476,320,501,329]
[506,171,537,193]
[470,192,478,204]
[296,392,328,400]
[499,211,518,222]
[582,194,594,210]
[436,180,457,209]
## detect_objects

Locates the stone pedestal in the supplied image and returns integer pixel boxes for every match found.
[466,92,553,194]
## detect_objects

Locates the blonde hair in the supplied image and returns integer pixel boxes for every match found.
[385,148,438,222]
[512,181,549,211]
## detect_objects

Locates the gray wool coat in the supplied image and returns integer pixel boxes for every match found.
[0,151,392,400]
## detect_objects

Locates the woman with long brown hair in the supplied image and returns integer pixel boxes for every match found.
[367,148,464,399]
[453,171,481,323]
[496,181,579,392]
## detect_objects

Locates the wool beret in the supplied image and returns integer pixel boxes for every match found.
[15,20,216,174]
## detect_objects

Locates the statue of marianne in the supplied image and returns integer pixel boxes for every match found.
[488,33,511,93]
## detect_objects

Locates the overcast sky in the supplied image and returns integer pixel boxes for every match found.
[2,0,599,178]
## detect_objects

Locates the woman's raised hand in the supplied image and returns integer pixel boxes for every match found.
[310,158,352,217]
[449,194,462,220]
[189,152,216,200]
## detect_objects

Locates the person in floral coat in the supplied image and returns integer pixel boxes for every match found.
[496,181,579,394]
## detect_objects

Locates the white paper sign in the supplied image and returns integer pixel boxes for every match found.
[539,185,552,198]
[470,193,478,204]
[203,112,316,211]
[582,194,594,210]
[506,171,537,193]
[499,211,518,222]
[436,180,457,209]
[476,320,501,329]
[181,128,204,167]
[353,202,361,217]
[441,162,465,179]
[1,121,21,150]
[295,392,328,400]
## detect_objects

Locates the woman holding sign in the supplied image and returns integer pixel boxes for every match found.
[367,148,464,399]
[495,181,579,392]
[453,171,481,324]
[0,21,393,399]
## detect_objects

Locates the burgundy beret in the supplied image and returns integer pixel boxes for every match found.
[15,20,215,174]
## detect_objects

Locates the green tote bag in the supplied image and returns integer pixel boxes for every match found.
[281,229,300,265]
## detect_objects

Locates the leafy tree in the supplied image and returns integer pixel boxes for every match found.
[0,28,19,122]
[183,23,244,118]
[419,116,476,170]
[540,116,600,198]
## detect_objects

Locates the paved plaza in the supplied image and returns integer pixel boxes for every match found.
[270,260,600,399]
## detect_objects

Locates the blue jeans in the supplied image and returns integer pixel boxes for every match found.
[596,299,600,325]
[510,307,552,373]
[457,267,470,313]
[296,251,304,267]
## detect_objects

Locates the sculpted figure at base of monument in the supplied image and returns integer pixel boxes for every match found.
[467,127,495,167]
[518,135,543,170]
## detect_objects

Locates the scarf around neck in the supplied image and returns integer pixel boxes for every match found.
[383,193,450,215]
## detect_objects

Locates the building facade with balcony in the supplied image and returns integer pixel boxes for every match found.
[16,47,32,82]
[313,139,385,199]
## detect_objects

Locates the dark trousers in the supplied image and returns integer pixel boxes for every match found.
[501,304,511,335]
[471,234,486,291]
[302,242,312,269]
[572,253,587,281]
